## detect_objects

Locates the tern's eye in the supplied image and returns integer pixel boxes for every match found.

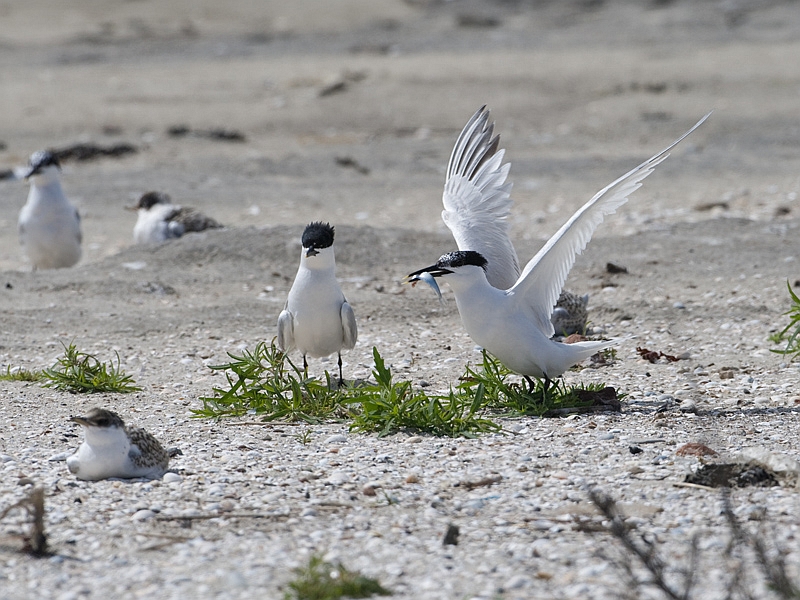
[96,418,109,427]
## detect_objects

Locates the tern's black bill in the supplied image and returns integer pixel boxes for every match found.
[305,248,320,258]
[406,265,452,280]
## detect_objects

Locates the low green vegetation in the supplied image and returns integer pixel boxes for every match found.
[461,350,617,416]
[770,280,800,361]
[346,347,501,438]
[0,366,44,382]
[195,341,617,437]
[284,555,391,600]
[41,344,141,394]
[193,341,350,422]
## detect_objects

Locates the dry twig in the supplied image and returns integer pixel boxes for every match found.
[0,487,48,557]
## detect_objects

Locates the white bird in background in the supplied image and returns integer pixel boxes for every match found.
[130,191,222,244]
[66,408,170,481]
[277,222,358,385]
[18,150,82,269]
[409,110,711,391]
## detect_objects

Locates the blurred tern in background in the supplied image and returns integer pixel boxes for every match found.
[18,150,82,269]
[130,191,222,244]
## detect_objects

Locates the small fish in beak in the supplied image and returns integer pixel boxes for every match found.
[406,270,444,304]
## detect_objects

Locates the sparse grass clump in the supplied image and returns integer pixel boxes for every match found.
[41,343,140,394]
[284,555,391,600]
[770,280,800,361]
[460,350,620,417]
[195,341,618,438]
[347,347,501,438]
[194,341,351,423]
[0,366,44,382]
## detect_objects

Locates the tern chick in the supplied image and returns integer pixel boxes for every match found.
[551,291,589,336]
[409,110,710,392]
[131,191,222,244]
[277,222,357,385]
[67,408,170,481]
[18,150,82,269]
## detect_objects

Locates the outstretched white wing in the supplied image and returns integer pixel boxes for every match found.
[442,106,521,290]
[509,113,712,336]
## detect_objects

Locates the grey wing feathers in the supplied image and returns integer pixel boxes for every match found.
[442,106,521,290]
[168,207,222,233]
[510,112,711,337]
[127,427,169,470]
[341,301,357,350]
[277,309,295,352]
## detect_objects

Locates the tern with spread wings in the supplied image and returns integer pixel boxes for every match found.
[409,108,710,391]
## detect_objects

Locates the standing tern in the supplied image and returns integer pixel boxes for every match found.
[130,191,222,244]
[409,110,710,391]
[277,222,358,385]
[18,150,82,269]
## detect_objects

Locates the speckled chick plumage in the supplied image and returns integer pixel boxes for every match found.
[66,408,169,481]
[132,191,222,244]
[551,290,589,336]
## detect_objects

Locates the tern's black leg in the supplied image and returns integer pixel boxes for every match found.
[303,355,308,378]
[337,353,344,387]
[523,376,537,395]
[543,375,553,402]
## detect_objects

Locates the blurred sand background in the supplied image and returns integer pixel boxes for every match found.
[1,0,798,271]
[1,1,800,598]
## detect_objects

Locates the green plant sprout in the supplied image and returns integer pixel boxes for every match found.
[346,347,501,438]
[194,341,351,422]
[284,555,391,600]
[460,350,617,417]
[770,280,800,361]
[41,343,140,394]
[0,366,44,382]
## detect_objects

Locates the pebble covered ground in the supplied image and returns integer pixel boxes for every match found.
[1,220,800,599]
[2,1,800,597]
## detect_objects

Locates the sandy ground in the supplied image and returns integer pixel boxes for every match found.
[1,1,800,598]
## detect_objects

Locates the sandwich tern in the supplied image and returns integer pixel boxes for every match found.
[409,110,710,391]
[18,150,82,269]
[277,222,358,385]
[130,191,222,244]
[67,408,170,481]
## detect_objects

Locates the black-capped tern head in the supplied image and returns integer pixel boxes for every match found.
[69,408,128,449]
[23,150,61,180]
[406,250,489,302]
[70,407,126,430]
[130,191,172,211]
[301,221,335,260]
